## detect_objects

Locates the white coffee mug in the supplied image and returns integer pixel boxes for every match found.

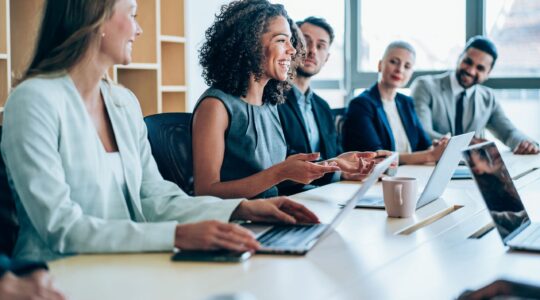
[382,177,417,218]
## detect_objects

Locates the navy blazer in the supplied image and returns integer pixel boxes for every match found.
[343,84,431,152]
[278,88,341,160]
[277,87,341,194]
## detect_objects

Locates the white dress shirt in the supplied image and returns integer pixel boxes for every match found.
[382,98,412,153]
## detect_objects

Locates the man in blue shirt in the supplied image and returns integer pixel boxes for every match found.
[278,17,381,194]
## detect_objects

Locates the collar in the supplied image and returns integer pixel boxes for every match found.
[292,84,313,104]
[450,71,476,98]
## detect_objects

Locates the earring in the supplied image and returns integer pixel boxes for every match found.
[101,32,106,38]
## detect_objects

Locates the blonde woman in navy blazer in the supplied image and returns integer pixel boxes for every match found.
[1,0,318,262]
[343,41,448,165]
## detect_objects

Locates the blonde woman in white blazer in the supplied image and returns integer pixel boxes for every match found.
[1,0,318,262]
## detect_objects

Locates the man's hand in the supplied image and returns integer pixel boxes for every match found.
[458,279,540,300]
[513,140,540,155]
[0,270,66,300]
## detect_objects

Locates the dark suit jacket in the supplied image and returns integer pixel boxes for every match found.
[277,88,341,194]
[0,126,18,257]
[343,84,431,152]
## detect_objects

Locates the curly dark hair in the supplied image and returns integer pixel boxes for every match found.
[199,0,305,105]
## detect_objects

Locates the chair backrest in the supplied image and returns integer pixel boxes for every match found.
[0,126,19,256]
[331,108,346,150]
[144,113,194,195]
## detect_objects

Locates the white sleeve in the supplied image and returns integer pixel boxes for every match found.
[1,83,178,254]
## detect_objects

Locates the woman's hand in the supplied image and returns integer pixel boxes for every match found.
[277,153,340,184]
[330,152,377,173]
[332,151,394,181]
[174,221,260,252]
[428,137,449,163]
[231,197,320,224]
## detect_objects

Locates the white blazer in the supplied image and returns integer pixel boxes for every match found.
[1,74,243,261]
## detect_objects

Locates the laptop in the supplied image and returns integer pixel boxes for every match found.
[463,142,540,251]
[242,153,397,255]
[356,132,474,209]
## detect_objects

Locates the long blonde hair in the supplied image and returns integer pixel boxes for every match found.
[20,0,117,83]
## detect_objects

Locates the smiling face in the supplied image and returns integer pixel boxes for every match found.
[378,47,415,89]
[100,0,142,66]
[260,16,297,82]
[297,22,330,78]
[455,47,493,89]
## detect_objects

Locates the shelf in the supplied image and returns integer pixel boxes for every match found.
[161,42,185,86]
[1,0,189,119]
[161,0,184,37]
[115,63,159,70]
[161,85,187,93]
[0,0,6,54]
[162,91,186,113]
[10,0,43,82]
[160,35,186,43]
[117,69,158,116]
[131,0,157,64]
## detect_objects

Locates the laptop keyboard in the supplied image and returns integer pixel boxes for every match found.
[258,224,327,248]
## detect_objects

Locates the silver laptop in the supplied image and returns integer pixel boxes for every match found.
[356,132,474,209]
[243,153,397,255]
[463,142,540,251]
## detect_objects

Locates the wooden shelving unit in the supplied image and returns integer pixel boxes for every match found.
[0,0,10,114]
[159,0,187,113]
[0,0,188,121]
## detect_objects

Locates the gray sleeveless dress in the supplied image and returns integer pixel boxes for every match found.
[194,87,287,198]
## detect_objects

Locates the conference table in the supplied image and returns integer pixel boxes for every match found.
[49,151,540,300]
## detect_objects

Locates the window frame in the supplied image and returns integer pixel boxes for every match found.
[309,0,540,103]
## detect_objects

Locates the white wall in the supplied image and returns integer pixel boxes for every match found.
[186,0,229,111]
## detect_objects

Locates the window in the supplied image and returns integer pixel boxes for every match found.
[490,89,540,141]
[486,0,540,77]
[271,0,345,81]
[357,0,466,72]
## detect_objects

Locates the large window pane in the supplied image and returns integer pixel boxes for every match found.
[358,0,465,72]
[489,89,540,142]
[313,89,346,108]
[271,0,345,80]
[486,0,540,77]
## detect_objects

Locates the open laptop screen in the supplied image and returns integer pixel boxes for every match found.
[463,142,530,240]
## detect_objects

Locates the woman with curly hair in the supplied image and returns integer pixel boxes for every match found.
[192,0,342,199]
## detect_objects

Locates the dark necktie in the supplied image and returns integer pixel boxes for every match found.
[455,91,466,135]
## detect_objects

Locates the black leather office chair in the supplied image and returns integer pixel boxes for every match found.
[331,108,346,150]
[0,126,19,256]
[144,113,194,195]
